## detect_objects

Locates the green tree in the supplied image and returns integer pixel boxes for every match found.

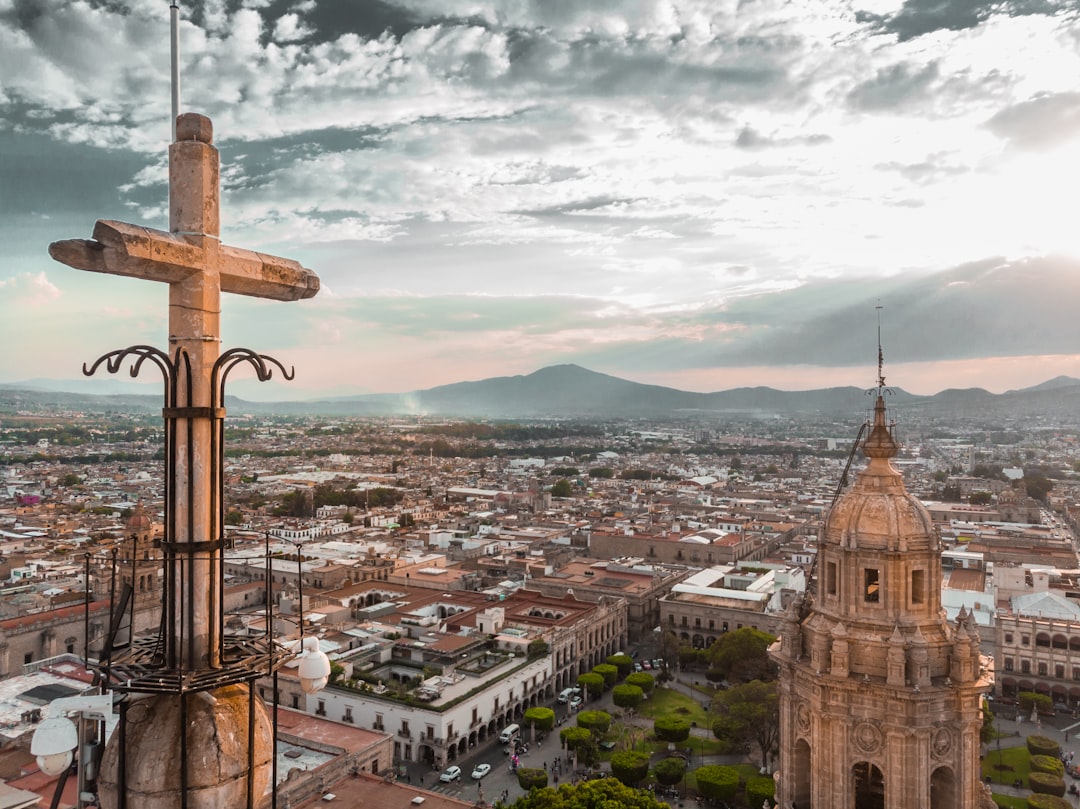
[652,756,686,787]
[577,672,604,700]
[588,467,615,479]
[1026,472,1054,502]
[969,491,992,506]
[612,684,644,711]
[605,653,633,679]
[61,473,82,487]
[516,767,548,790]
[523,707,555,742]
[577,709,611,737]
[224,509,243,526]
[624,672,655,695]
[694,765,739,802]
[507,778,672,809]
[551,479,573,497]
[746,775,776,808]
[712,679,779,768]
[707,627,777,683]
[592,663,618,688]
[658,630,680,664]
[527,638,550,658]
[609,751,650,786]
[653,716,691,743]
[559,726,598,767]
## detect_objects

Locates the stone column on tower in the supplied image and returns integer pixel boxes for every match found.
[50,112,319,809]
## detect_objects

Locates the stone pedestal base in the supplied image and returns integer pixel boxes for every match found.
[98,684,272,809]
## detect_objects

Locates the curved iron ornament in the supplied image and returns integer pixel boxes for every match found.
[211,348,295,406]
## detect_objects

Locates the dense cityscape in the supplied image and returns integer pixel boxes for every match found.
[3,396,1080,807]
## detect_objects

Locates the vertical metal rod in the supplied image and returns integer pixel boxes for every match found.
[180,691,189,809]
[83,553,90,665]
[107,548,117,684]
[170,0,180,142]
[246,682,255,809]
[129,531,137,650]
[272,669,279,809]
[118,700,128,809]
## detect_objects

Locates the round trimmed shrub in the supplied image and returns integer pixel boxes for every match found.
[606,654,634,678]
[524,706,556,733]
[625,672,655,694]
[652,756,686,787]
[1031,755,1065,777]
[577,672,605,699]
[560,726,592,752]
[746,775,776,808]
[1027,794,1072,809]
[577,710,612,736]
[694,765,739,801]
[612,684,644,710]
[517,767,548,790]
[610,751,650,786]
[1028,735,1062,758]
[593,664,618,688]
[654,715,692,743]
[1029,771,1066,797]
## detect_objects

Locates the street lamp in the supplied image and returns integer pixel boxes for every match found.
[287,538,331,695]
[30,693,113,808]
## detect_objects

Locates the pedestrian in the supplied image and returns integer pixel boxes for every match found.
[419,775,424,786]
[544,761,548,770]
[554,774,559,785]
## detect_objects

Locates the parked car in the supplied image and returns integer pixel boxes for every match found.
[440,766,462,783]
[642,661,652,670]
[471,763,491,780]
[633,663,643,672]
[569,695,583,709]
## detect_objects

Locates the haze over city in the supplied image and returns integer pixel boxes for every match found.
[5,0,1080,399]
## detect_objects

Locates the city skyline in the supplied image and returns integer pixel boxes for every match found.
[5,0,1080,400]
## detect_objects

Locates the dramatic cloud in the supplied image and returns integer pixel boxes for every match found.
[4,0,1080,396]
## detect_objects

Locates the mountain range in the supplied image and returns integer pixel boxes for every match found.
[4,365,1080,421]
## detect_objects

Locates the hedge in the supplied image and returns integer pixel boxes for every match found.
[694,765,739,801]
[654,715,692,743]
[1027,795,1071,809]
[1028,735,1063,759]
[606,654,634,678]
[745,775,776,808]
[1029,771,1066,797]
[625,672,655,694]
[610,751,650,786]
[593,664,619,688]
[1031,755,1065,777]
[517,767,549,790]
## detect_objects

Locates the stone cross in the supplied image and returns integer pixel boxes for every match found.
[50,112,319,671]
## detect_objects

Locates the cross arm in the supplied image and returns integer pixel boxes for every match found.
[49,220,202,284]
[49,220,320,301]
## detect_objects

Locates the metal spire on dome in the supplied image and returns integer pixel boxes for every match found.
[863,304,898,460]
[876,302,885,391]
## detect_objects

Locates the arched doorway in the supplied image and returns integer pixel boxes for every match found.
[853,761,884,809]
[792,739,811,806]
[930,765,956,808]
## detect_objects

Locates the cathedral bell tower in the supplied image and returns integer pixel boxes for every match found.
[771,381,993,809]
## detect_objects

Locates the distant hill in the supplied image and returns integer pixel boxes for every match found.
[5,364,1080,421]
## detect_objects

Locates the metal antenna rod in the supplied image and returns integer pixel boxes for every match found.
[170,1,181,142]
[876,302,885,390]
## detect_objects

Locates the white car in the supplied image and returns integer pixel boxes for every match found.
[471,763,492,780]
[569,694,583,709]
[439,766,462,783]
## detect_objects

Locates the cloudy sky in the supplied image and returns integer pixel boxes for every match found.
[5,0,1080,400]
